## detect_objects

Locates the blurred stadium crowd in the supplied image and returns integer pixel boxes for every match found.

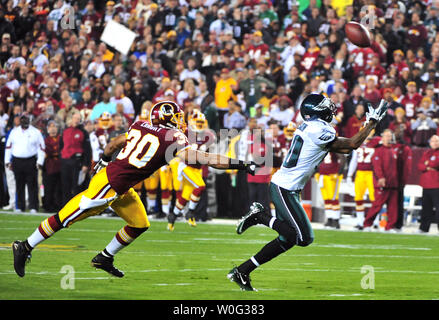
[0,0,438,232]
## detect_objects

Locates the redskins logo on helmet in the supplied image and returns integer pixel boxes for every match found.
[283,121,296,140]
[149,100,186,131]
[98,111,113,129]
[188,110,208,132]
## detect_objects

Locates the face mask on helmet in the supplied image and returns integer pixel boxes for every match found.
[300,94,337,123]
[150,101,186,131]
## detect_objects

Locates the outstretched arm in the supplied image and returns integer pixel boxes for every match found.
[177,148,258,174]
[329,100,388,154]
[329,120,377,154]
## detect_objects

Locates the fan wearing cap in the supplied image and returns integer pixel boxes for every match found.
[248,30,270,62]
[388,107,412,145]
[401,81,423,120]
[411,108,438,147]
[389,50,409,75]
[209,8,233,37]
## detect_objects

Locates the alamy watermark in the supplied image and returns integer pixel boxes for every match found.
[60,265,75,290]
[360,265,375,290]
[360,5,377,30]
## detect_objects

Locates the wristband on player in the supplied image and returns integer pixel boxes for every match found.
[228,159,248,170]
[101,153,112,163]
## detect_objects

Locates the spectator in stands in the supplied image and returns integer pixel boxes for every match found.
[344,103,366,138]
[224,100,246,131]
[247,123,271,210]
[417,135,439,234]
[411,109,438,147]
[215,68,237,128]
[389,107,412,145]
[90,90,116,121]
[402,81,423,120]
[42,121,61,213]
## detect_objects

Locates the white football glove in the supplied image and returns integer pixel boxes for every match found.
[93,158,109,175]
[365,100,388,124]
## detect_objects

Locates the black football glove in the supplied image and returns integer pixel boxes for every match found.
[229,160,261,176]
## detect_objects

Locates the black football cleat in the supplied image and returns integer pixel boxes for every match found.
[12,240,32,277]
[236,202,265,235]
[227,267,256,291]
[333,219,340,229]
[91,253,124,278]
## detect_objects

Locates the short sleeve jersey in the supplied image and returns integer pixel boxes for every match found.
[106,121,189,194]
[271,119,336,191]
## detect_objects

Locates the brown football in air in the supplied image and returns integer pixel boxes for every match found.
[345,21,371,48]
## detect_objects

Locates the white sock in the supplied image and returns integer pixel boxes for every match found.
[104,237,124,256]
[147,198,156,211]
[27,228,45,248]
[162,203,170,215]
[173,206,182,216]
[356,211,365,225]
[188,200,198,211]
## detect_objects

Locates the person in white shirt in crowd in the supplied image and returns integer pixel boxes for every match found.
[281,33,306,79]
[179,56,203,83]
[110,83,134,117]
[254,104,271,129]
[5,45,26,69]
[209,8,233,38]
[5,114,45,213]
[269,95,295,127]
[87,52,106,79]
[224,100,247,130]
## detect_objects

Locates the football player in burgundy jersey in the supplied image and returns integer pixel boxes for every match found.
[316,152,345,229]
[12,101,258,278]
[347,131,381,229]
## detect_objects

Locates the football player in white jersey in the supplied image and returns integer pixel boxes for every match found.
[227,93,388,291]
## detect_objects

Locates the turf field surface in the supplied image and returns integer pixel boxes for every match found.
[0,212,438,300]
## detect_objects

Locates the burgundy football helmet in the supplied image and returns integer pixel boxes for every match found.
[149,100,186,131]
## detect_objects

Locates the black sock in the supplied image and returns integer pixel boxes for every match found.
[238,238,294,275]
[258,213,297,244]
[23,240,33,252]
[102,248,114,258]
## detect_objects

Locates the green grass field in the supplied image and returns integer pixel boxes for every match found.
[0,212,438,300]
